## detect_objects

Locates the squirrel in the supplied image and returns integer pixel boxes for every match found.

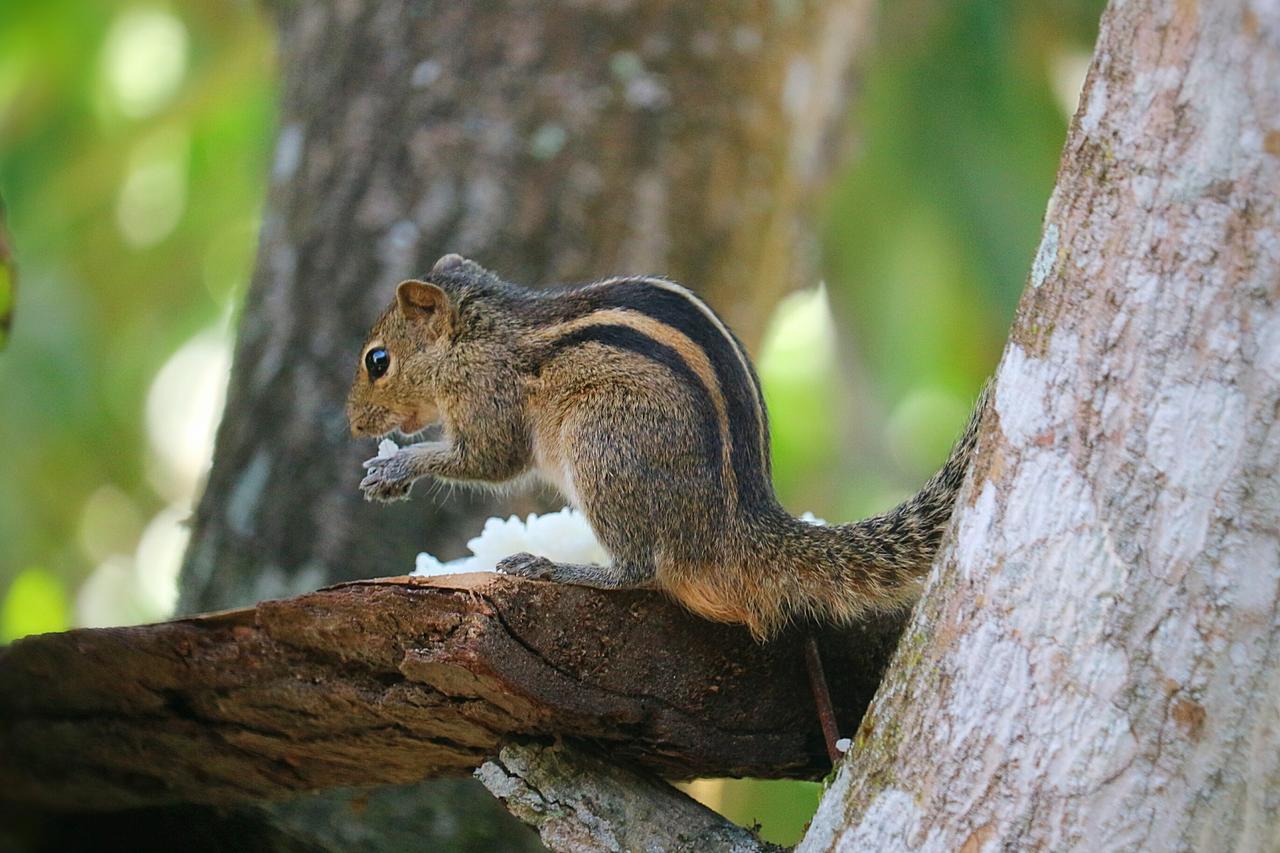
[347,254,989,641]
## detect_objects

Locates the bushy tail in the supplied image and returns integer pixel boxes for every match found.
[757,382,992,637]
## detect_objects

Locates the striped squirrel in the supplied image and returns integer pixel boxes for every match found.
[348,254,988,641]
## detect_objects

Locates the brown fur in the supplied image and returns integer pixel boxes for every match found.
[348,254,990,640]
[525,306,738,509]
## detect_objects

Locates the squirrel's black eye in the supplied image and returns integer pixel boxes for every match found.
[364,347,390,380]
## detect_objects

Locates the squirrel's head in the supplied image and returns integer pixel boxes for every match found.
[346,275,457,438]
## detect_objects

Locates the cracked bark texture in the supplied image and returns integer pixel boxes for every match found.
[801,0,1280,849]
[0,575,901,808]
[477,741,782,853]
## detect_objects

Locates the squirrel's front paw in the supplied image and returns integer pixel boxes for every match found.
[497,552,556,580]
[360,451,418,502]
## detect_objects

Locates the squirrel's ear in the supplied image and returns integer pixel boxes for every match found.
[431,254,466,274]
[395,280,452,328]
[431,253,497,280]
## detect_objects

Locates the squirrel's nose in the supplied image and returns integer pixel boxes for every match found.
[346,401,366,437]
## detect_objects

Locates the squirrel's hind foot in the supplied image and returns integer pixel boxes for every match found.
[496,552,557,580]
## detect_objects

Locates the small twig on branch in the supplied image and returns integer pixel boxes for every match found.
[804,635,843,764]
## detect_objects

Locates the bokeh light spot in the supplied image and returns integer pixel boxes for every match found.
[759,285,839,504]
[1049,49,1093,120]
[74,507,191,629]
[134,507,188,616]
[75,556,143,629]
[101,8,189,118]
[77,484,145,565]
[2,567,70,642]
[115,126,190,247]
[758,284,836,383]
[145,325,232,504]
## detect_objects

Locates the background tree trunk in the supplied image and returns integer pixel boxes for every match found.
[801,0,1280,848]
[175,0,873,849]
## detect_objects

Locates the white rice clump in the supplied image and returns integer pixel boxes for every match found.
[411,506,611,577]
[387,436,829,579]
[410,507,830,576]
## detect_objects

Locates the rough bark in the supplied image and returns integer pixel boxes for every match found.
[178,0,872,615]
[0,574,902,811]
[477,741,782,853]
[801,0,1280,849]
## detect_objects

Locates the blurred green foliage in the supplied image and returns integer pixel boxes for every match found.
[0,0,1102,845]
[0,0,274,631]
[0,566,68,642]
[0,253,12,348]
[678,777,823,846]
[768,0,1105,528]
[1,198,14,348]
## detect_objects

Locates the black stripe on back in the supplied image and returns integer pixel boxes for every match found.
[724,321,772,478]
[583,281,773,512]
[543,324,723,495]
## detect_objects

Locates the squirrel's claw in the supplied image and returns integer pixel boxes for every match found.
[497,552,556,580]
[359,454,415,502]
[359,474,413,502]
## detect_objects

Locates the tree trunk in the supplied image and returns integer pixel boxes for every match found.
[175,0,873,849]
[801,0,1280,849]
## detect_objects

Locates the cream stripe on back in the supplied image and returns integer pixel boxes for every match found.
[529,306,737,512]
[596,272,762,427]
[597,277,761,406]
[597,275,768,465]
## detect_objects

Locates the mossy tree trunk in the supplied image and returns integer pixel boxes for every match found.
[174,0,874,849]
[801,0,1280,848]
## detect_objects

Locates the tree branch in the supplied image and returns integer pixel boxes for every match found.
[477,741,782,852]
[0,573,904,811]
